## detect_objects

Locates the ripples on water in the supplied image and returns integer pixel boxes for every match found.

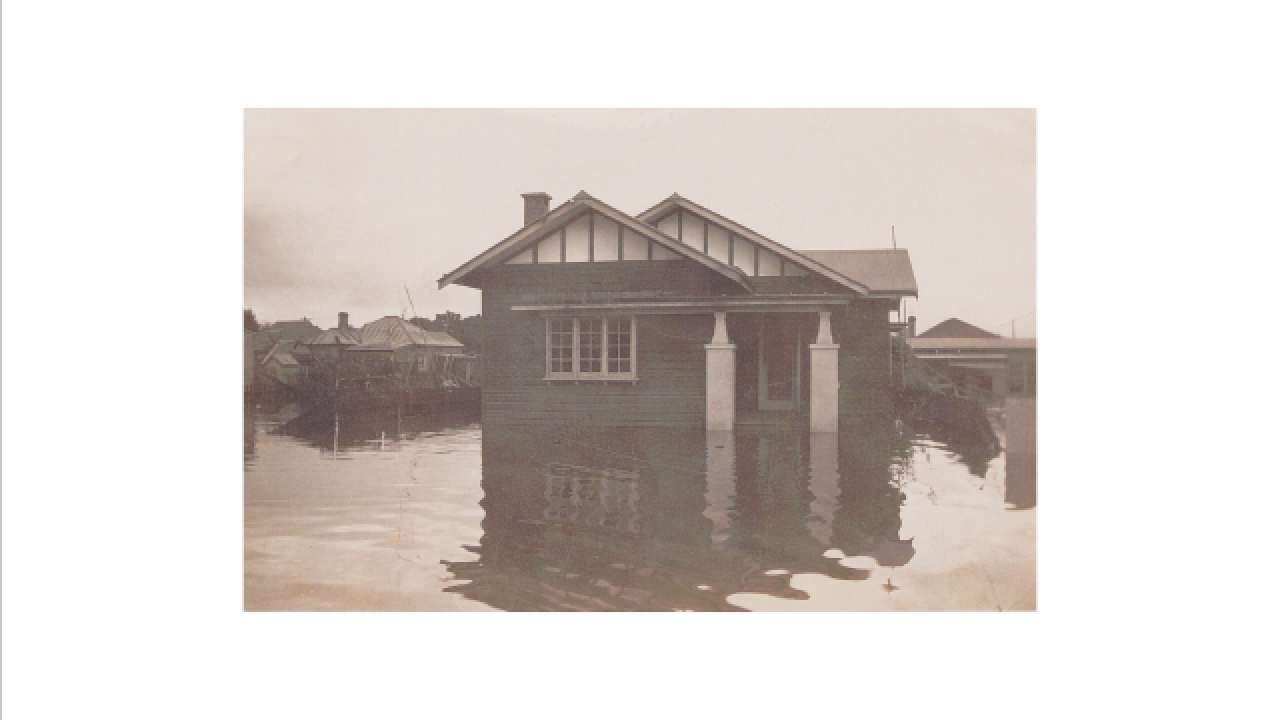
[244,403,1035,611]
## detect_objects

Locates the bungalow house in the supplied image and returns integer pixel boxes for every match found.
[438,191,918,431]
[342,315,467,389]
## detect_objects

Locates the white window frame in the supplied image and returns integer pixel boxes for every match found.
[545,315,637,382]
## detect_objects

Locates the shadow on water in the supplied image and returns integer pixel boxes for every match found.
[441,418,918,611]
[898,390,1002,477]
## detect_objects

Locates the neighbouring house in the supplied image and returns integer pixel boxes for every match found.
[306,312,364,364]
[246,319,322,396]
[437,191,918,431]
[259,339,306,391]
[261,318,323,344]
[341,315,469,389]
[907,317,1036,398]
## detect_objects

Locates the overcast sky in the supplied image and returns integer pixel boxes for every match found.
[245,109,1035,336]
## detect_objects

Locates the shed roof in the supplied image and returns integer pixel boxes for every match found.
[917,318,1000,339]
[796,250,918,297]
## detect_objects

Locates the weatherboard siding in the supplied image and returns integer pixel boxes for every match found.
[833,300,896,419]
[481,260,718,427]
[479,260,896,427]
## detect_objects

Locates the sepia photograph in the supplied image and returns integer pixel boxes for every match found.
[244,109,1036,611]
[9,2,1278,717]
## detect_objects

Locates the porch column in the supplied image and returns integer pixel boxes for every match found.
[705,311,736,431]
[810,310,840,433]
[705,431,735,552]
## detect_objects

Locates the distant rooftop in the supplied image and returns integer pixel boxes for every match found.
[917,318,1000,339]
[349,316,464,352]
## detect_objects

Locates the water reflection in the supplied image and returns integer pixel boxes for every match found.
[244,399,1034,611]
[272,404,482,454]
[442,419,916,611]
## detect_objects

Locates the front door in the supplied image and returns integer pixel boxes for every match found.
[758,317,801,411]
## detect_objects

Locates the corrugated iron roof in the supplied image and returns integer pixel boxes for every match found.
[350,317,464,352]
[797,249,918,297]
[356,316,432,350]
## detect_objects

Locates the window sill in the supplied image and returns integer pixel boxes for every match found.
[544,376,639,385]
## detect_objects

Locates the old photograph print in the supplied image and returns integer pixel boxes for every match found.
[244,109,1036,611]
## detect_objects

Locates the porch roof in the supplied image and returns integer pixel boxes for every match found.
[510,294,855,315]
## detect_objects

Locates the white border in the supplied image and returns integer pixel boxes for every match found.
[6,2,1279,718]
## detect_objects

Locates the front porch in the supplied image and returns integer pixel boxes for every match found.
[705,308,842,433]
[512,295,851,432]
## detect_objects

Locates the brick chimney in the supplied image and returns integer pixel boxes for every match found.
[522,192,551,226]
[339,312,350,330]
[907,316,916,338]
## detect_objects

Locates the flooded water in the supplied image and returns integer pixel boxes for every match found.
[245,403,1035,611]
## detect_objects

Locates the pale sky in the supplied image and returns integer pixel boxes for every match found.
[245,109,1035,335]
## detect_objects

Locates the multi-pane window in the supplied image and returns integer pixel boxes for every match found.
[608,320,632,374]
[549,318,574,374]
[546,316,636,380]
[578,318,603,373]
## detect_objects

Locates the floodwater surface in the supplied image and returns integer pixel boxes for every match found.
[244,404,1035,611]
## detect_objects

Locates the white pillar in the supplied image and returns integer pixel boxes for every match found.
[705,431,735,552]
[810,310,840,433]
[705,311,736,431]
[807,432,839,547]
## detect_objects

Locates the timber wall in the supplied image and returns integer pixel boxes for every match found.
[482,260,717,427]
[833,300,896,420]
[480,260,895,427]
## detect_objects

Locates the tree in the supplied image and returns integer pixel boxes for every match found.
[244,309,260,332]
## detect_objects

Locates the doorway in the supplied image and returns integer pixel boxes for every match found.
[757,316,803,411]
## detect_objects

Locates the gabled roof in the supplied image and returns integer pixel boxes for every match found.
[261,340,300,366]
[917,318,1000,339]
[636,194,875,295]
[798,249,918,297]
[437,191,751,291]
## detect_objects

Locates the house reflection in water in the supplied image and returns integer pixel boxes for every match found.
[443,420,914,611]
